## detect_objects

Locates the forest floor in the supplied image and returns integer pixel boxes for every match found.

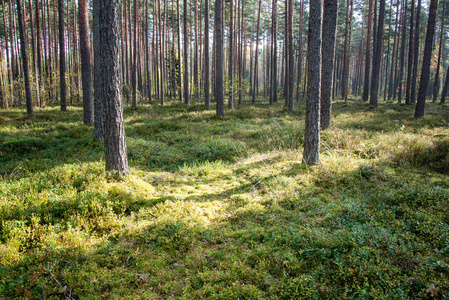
[1,97,449,299]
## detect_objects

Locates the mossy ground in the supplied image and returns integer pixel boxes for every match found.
[1,97,449,299]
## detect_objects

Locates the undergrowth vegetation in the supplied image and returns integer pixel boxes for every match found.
[1,98,449,299]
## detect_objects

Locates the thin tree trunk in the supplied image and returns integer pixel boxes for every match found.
[215,0,224,116]
[93,0,103,141]
[411,0,421,104]
[228,0,234,109]
[79,0,93,125]
[132,0,138,107]
[204,0,210,107]
[287,0,294,111]
[363,0,373,102]
[183,0,189,104]
[251,0,261,105]
[397,0,407,103]
[59,0,67,111]
[433,0,445,102]
[405,0,415,104]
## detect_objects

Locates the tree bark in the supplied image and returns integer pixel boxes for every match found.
[369,0,385,107]
[321,0,338,129]
[16,0,33,114]
[132,0,138,107]
[215,0,224,116]
[93,0,103,141]
[411,0,421,104]
[287,0,294,111]
[204,0,210,107]
[433,0,445,102]
[183,0,189,105]
[415,0,438,118]
[59,0,67,111]
[303,0,322,165]
[405,0,415,104]
[95,0,129,175]
[251,0,261,105]
[363,0,373,102]
[79,0,93,125]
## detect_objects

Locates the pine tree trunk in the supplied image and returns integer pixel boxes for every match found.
[183,0,189,105]
[287,0,294,111]
[362,0,373,102]
[433,0,445,102]
[79,0,93,125]
[411,0,422,104]
[96,0,129,175]
[321,0,338,129]
[16,0,33,114]
[369,0,385,107]
[303,0,321,165]
[132,0,138,107]
[228,0,234,109]
[405,0,415,104]
[59,0,66,111]
[415,0,438,118]
[215,0,224,116]
[397,0,407,103]
[204,0,210,107]
[251,0,261,105]
[92,0,103,141]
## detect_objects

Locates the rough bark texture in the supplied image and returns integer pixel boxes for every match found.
[287,0,294,111]
[397,0,407,103]
[411,0,421,104]
[228,0,234,109]
[96,0,129,175]
[441,65,449,103]
[79,0,93,125]
[433,0,445,102]
[362,0,373,102]
[270,0,278,105]
[93,0,103,141]
[415,0,439,118]
[405,0,415,104]
[369,0,385,107]
[183,0,189,105]
[132,0,138,108]
[204,0,210,108]
[215,0,224,116]
[16,0,33,115]
[303,0,321,165]
[320,0,338,129]
[59,0,67,111]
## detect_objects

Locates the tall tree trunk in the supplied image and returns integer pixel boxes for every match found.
[93,0,103,141]
[397,0,407,103]
[251,0,261,105]
[95,0,129,175]
[321,0,338,129]
[287,0,294,111]
[183,0,189,104]
[295,0,304,103]
[303,0,322,165]
[415,0,438,118]
[270,0,278,105]
[2,0,11,108]
[59,0,67,111]
[215,0,224,116]
[204,0,210,107]
[228,0,234,109]
[411,0,422,104]
[16,0,33,114]
[388,0,399,99]
[341,0,352,102]
[433,0,445,102]
[79,0,93,125]
[132,0,138,107]
[369,0,385,107]
[441,65,449,103]
[363,0,373,102]
[405,0,415,104]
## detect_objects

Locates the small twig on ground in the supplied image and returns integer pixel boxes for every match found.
[9,163,23,178]
[47,268,76,300]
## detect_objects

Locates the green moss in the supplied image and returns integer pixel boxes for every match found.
[1,99,449,298]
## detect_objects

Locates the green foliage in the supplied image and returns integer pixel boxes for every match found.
[1,99,449,298]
